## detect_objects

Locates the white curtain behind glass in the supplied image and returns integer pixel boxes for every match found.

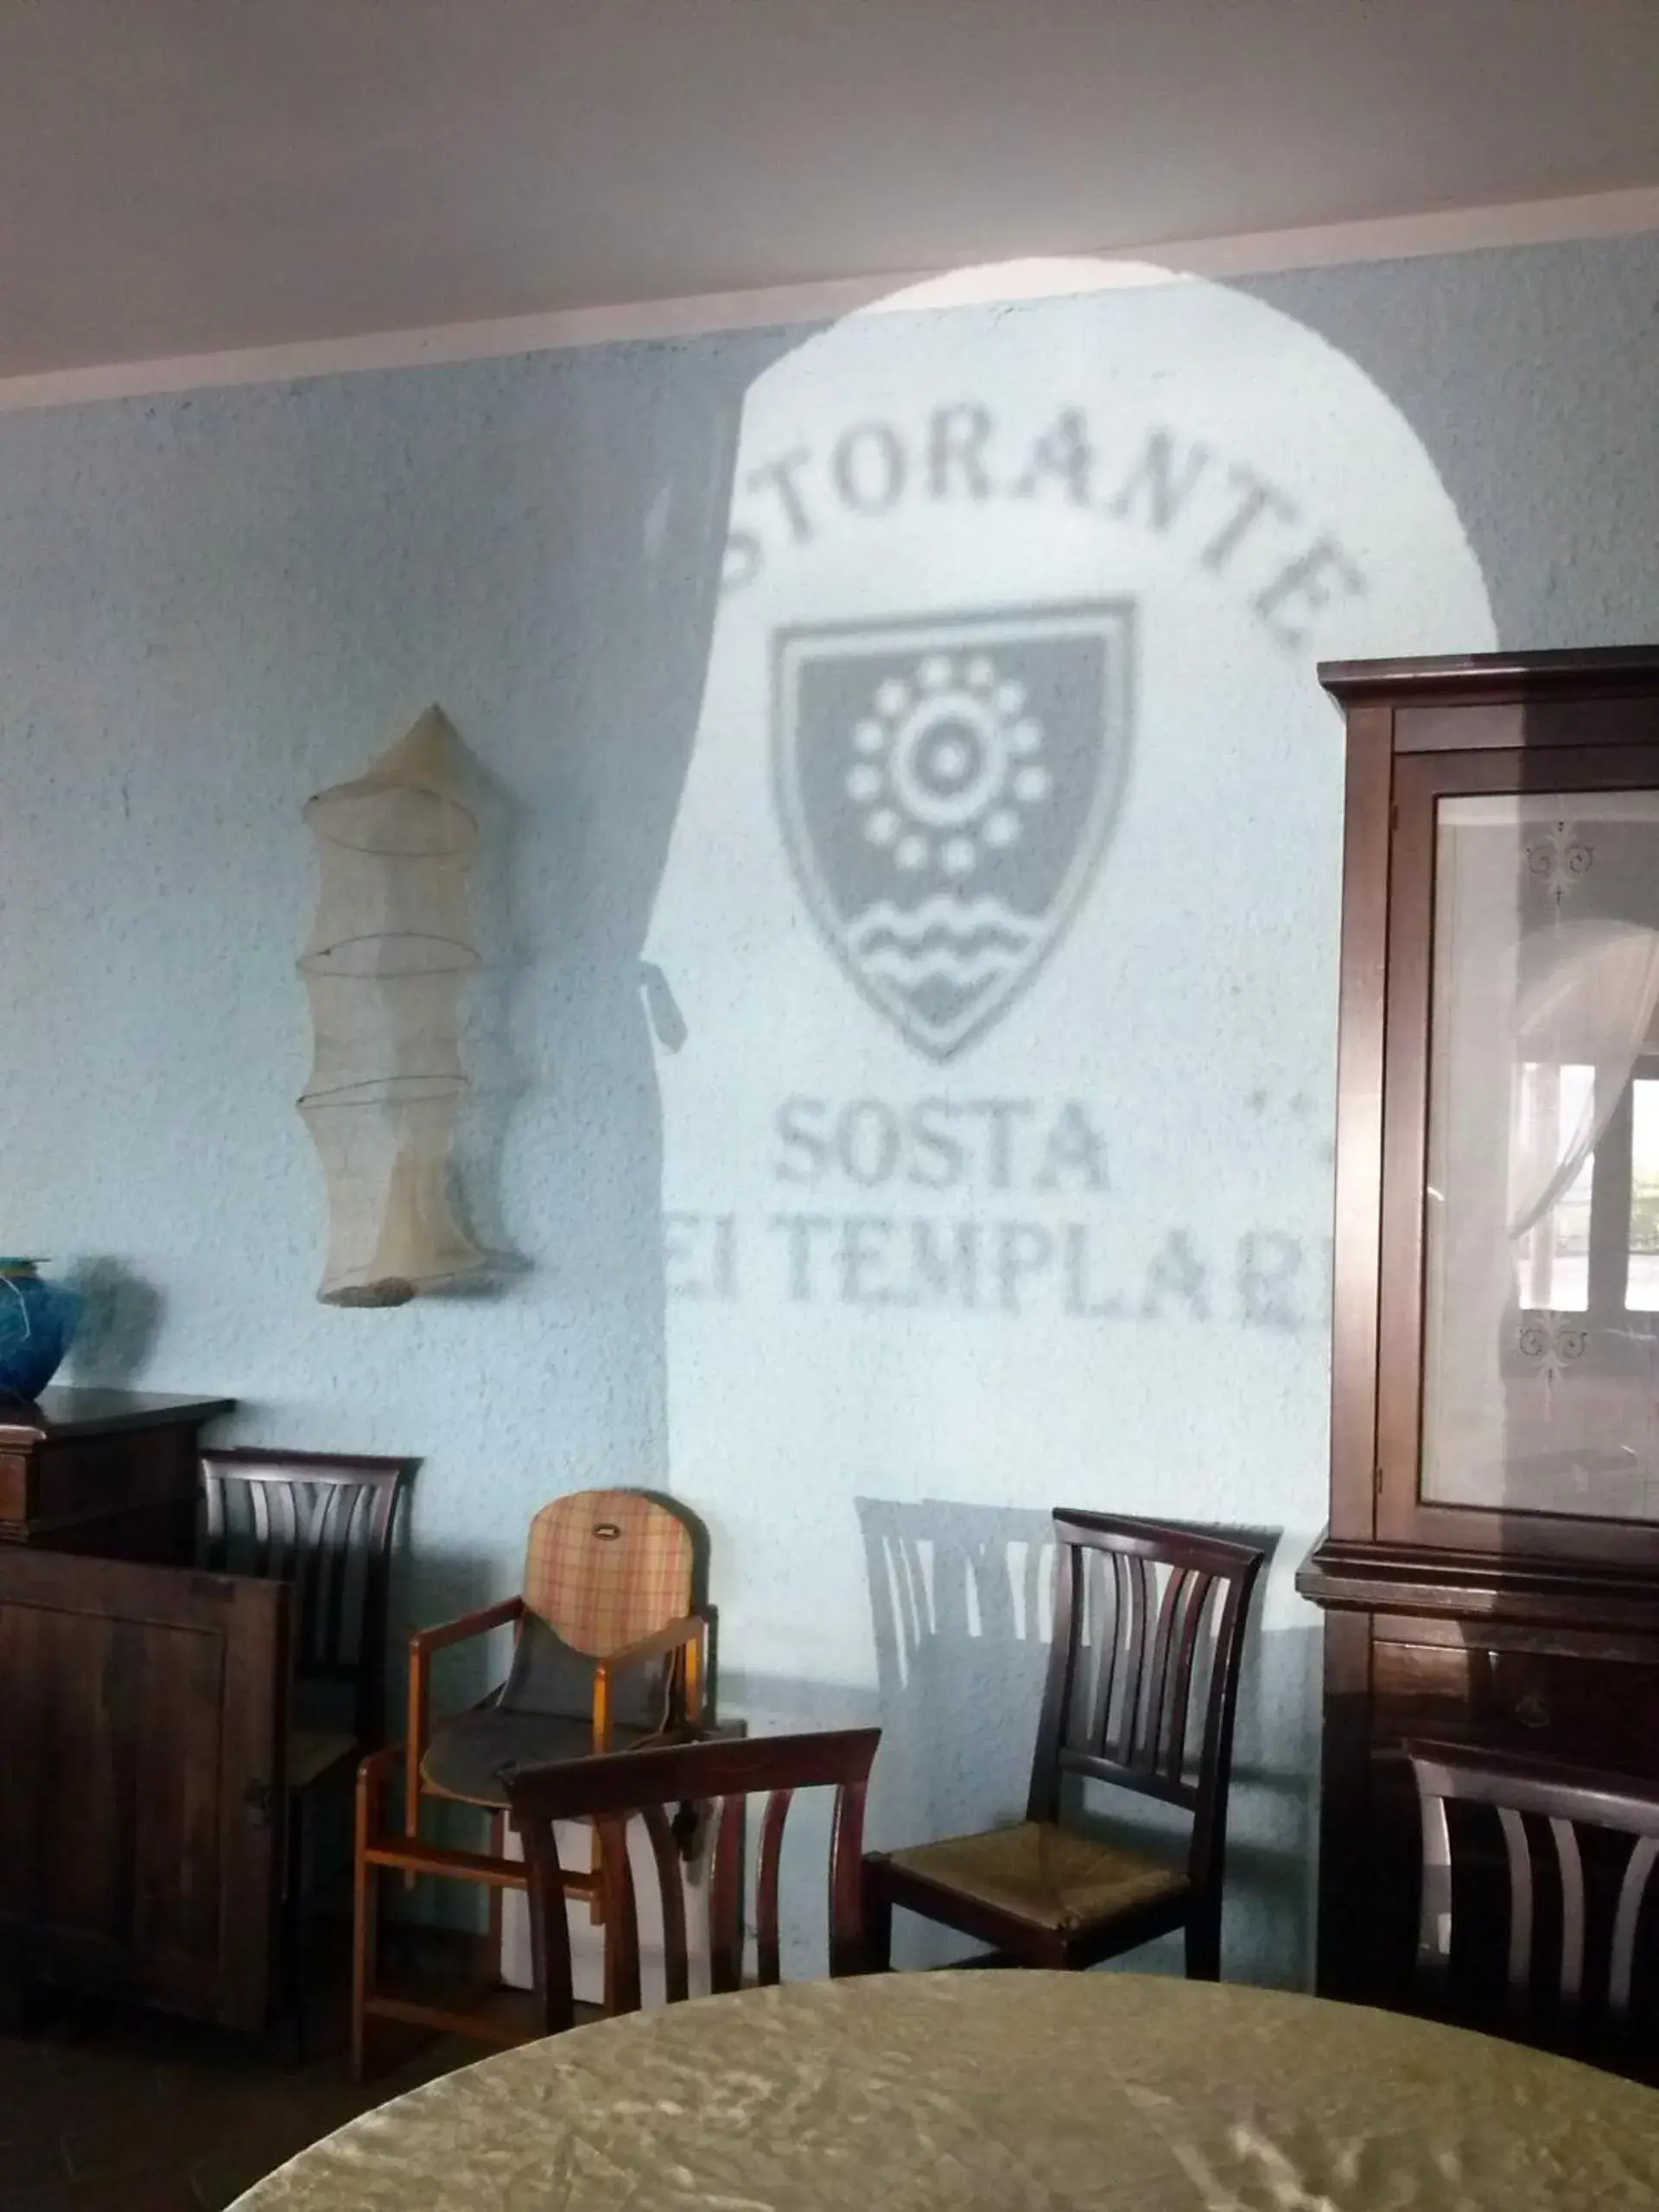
[1507,918,1659,1243]
[1421,802,1659,1520]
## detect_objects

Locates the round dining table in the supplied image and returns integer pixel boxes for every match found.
[233,1971,1659,2209]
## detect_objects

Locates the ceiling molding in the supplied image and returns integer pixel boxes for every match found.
[0,185,1655,416]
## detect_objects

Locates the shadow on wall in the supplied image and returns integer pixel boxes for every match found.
[65,1256,164,1385]
[492,333,792,1478]
[856,1497,1317,1982]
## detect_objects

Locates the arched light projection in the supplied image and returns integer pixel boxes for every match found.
[298,706,487,1306]
[641,256,1495,1977]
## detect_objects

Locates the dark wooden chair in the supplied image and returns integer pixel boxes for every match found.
[863,1510,1267,1978]
[1406,1738,1659,2071]
[504,1727,880,2031]
[198,1446,414,2038]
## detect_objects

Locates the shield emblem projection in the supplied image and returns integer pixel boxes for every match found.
[773,604,1133,1060]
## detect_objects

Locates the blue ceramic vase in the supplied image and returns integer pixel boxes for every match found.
[0,1259,80,1401]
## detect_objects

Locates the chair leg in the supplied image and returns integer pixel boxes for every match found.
[284,1794,308,2066]
[351,1771,378,2081]
[1184,1903,1222,1982]
[861,1869,893,1974]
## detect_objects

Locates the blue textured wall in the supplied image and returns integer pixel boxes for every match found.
[3,234,1656,1982]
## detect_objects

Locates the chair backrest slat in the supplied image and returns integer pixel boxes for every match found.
[201,1466,226,1563]
[1135,1552,1163,1764]
[506,1727,880,2035]
[1162,1571,1216,1791]
[1407,1738,1659,2056]
[594,1813,641,2014]
[1029,1511,1268,1895]
[197,1448,414,1743]
[250,1475,274,1567]
[1611,1835,1659,2018]
[756,1786,795,1986]
[314,1478,353,1670]
[641,1804,690,2005]
[1415,1779,1454,2000]
[1142,1566,1188,1773]
[1552,1815,1586,2011]
[290,1479,328,1660]
[1087,1549,1122,1753]
[709,1789,747,1997]
[1499,1806,1534,2010]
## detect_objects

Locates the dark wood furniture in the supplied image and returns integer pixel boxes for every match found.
[199,1447,415,2041]
[0,1542,289,2029]
[0,1398,420,2036]
[1407,1739,1659,2071]
[505,1727,879,2033]
[1298,649,1659,2025]
[0,1389,233,1559]
[862,1510,1266,1978]
[351,1488,709,2074]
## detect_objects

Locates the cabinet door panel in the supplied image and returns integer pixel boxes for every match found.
[1378,743,1659,1564]
[0,1548,289,2027]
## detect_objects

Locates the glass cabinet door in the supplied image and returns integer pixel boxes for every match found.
[1382,753,1659,1554]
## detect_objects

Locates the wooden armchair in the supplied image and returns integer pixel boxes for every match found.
[352,1487,707,2073]
[863,1510,1267,1979]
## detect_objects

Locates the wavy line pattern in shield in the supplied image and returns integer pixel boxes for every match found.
[845,895,1039,1023]
[847,894,1040,981]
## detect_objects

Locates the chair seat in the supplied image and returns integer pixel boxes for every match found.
[883,1819,1189,1935]
[421,1708,653,1809]
[289,1728,359,1792]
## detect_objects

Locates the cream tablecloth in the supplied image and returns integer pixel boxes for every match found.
[234,1972,1659,2209]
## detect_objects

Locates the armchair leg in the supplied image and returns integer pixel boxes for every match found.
[486,1814,505,1977]
[351,1757,386,2082]
[861,1868,893,1974]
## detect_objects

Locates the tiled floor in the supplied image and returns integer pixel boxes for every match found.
[0,1930,537,2210]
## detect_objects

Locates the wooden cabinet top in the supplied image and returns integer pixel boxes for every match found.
[1319,645,1659,705]
[0,1389,235,1448]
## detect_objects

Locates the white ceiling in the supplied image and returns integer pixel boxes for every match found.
[1,0,1656,379]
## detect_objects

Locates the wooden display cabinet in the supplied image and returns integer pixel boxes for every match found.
[1297,648,1659,2017]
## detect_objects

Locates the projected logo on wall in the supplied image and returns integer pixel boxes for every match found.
[773,605,1133,1060]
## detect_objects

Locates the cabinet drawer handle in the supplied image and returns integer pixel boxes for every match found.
[1515,1694,1551,1731]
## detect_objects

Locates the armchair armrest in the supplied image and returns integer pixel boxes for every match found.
[406,1594,525,1862]
[410,1594,524,1658]
[593,1611,707,1750]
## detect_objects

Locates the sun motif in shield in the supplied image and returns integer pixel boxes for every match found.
[772,604,1134,1059]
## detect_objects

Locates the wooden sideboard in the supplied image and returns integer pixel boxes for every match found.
[0,1387,296,2029]
[1297,649,1659,2022]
